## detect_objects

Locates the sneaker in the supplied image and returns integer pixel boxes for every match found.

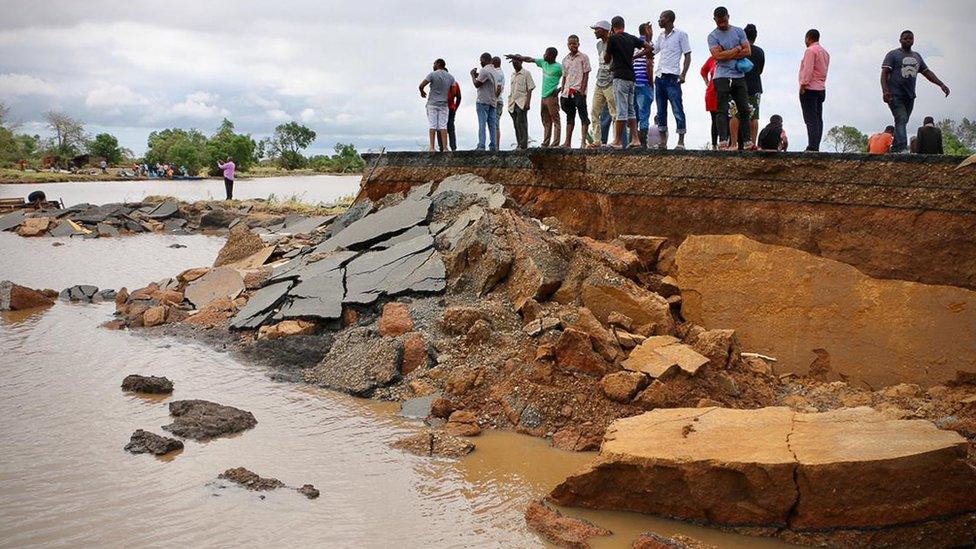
[675,144,686,151]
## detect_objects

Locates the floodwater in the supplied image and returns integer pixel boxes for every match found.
[0,233,791,548]
[0,174,361,207]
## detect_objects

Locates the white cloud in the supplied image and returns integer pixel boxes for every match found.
[300,108,317,122]
[169,92,229,119]
[267,108,290,121]
[0,73,56,97]
[85,82,149,108]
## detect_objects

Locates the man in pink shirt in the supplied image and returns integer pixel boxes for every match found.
[798,29,830,151]
[217,156,235,200]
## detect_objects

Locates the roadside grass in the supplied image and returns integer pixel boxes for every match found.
[142,192,356,215]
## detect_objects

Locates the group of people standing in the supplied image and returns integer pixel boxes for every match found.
[419,6,951,154]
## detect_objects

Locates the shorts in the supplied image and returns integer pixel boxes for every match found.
[749,94,761,120]
[612,79,636,121]
[728,99,754,120]
[427,104,449,130]
[560,94,590,125]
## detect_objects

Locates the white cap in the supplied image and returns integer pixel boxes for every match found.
[590,20,611,31]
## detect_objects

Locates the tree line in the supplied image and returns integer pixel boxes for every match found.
[0,103,365,175]
[825,119,975,155]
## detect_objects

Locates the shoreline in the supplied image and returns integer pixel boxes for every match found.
[0,169,362,185]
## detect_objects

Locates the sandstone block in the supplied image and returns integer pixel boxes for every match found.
[379,302,414,337]
[600,371,649,403]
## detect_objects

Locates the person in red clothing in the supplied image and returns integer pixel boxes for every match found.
[436,80,462,152]
[700,56,718,150]
[868,126,895,155]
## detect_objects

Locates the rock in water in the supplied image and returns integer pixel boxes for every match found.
[162,400,257,440]
[0,280,55,311]
[124,429,184,455]
[392,431,475,458]
[524,500,611,548]
[549,406,976,543]
[121,374,174,394]
[218,467,285,491]
[297,484,320,499]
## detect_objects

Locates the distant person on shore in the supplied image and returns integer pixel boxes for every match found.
[700,56,719,149]
[757,115,788,151]
[915,116,944,155]
[508,57,536,150]
[492,57,506,149]
[507,48,562,147]
[654,10,692,150]
[99,159,107,173]
[606,16,651,149]
[559,35,592,148]
[708,7,751,150]
[743,24,764,149]
[798,29,830,152]
[868,126,895,155]
[881,30,950,153]
[633,23,653,147]
[419,59,455,152]
[217,156,235,199]
[471,53,500,151]
[588,20,616,148]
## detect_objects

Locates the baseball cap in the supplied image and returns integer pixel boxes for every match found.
[590,20,611,31]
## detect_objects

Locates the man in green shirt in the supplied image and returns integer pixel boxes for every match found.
[507,48,563,147]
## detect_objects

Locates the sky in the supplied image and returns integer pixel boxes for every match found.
[0,0,973,156]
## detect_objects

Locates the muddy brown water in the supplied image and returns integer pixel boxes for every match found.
[0,233,792,548]
[0,174,361,207]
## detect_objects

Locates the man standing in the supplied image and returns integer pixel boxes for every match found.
[492,56,506,149]
[654,10,691,150]
[508,57,536,150]
[559,35,592,148]
[470,53,500,151]
[507,48,562,147]
[707,6,750,150]
[743,24,765,149]
[588,20,616,148]
[881,31,950,153]
[606,16,651,149]
[633,23,654,147]
[446,80,461,151]
[217,156,235,200]
[915,116,944,155]
[419,58,455,152]
[798,29,830,151]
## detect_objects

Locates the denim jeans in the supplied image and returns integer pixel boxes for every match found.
[888,95,915,153]
[612,79,636,121]
[476,102,498,151]
[635,84,654,132]
[799,89,826,151]
[600,105,630,144]
[654,74,686,134]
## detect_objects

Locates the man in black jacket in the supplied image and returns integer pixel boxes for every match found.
[915,116,943,155]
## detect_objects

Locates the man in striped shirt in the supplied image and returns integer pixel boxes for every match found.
[633,23,654,147]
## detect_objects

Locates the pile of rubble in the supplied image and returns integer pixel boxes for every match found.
[0,199,337,239]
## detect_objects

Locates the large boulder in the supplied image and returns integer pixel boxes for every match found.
[303,327,401,397]
[213,225,266,267]
[16,216,52,237]
[0,280,55,311]
[162,400,257,441]
[578,273,675,335]
[549,407,976,543]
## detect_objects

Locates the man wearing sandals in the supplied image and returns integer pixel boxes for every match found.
[605,15,652,149]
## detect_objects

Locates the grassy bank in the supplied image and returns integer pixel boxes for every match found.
[0,166,362,184]
[142,192,356,216]
[240,166,362,179]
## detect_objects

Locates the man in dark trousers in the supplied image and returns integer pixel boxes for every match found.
[743,23,765,149]
[798,29,829,151]
[507,57,536,150]
[881,30,950,153]
[707,6,751,150]
[915,116,944,155]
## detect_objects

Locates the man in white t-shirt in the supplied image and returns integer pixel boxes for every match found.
[653,10,692,150]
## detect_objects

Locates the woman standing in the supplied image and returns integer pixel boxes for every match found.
[217,156,235,200]
[700,56,719,149]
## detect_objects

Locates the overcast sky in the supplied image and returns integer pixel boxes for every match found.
[1,0,973,155]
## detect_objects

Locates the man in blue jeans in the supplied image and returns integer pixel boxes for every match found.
[880,30,950,153]
[633,23,654,147]
[653,9,691,150]
[470,52,500,151]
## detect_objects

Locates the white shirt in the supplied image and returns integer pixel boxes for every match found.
[653,28,691,77]
[492,67,506,100]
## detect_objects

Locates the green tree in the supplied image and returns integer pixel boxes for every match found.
[936,119,974,156]
[145,128,208,174]
[88,133,123,164]
[330,143,365,173]
[264,121,317,169]
[205,118,257,176]
[825,125,869,153]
